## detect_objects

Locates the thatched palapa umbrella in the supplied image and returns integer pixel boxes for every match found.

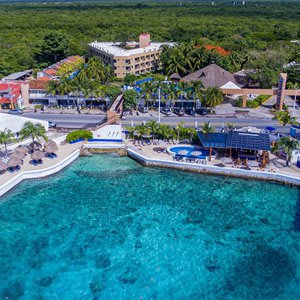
[10,151,25,160]
[31,150,44,160]
[7,157,22,168]
[44,140,56,148]
[44,141,58,153]
[15,145,28,154]
[0,161,7,171]
[28,141,43,153]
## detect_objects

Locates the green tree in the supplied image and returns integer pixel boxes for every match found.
[124,74,137,86]
[273,111,296,133]
[123,89,137,111]
[273,137,300,167]
[47,80,59,96]
[146,120,159,143]
[0,128,16,158]
[19,122,48,145]
[204,87,223,107]
[201,122,215,134]
[35,31,70,65]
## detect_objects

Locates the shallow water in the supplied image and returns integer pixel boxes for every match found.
[0,154,300,300]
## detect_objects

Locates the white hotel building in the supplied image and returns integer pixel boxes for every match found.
[88,34,174,78]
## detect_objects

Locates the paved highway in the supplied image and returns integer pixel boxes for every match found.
[22,113,106,128]
[21,112,287,132]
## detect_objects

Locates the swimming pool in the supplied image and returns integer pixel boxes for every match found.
[168,145,217,159]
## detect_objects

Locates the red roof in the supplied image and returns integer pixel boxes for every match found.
[29,79,49,90]
[38,77,51,82]
[44,69,57,76]
[0,82,22,104]
[43,55,83,78]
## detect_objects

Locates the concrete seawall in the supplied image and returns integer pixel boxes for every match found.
[127,148,300,186]
[1,145,299,198]
[0,149,80,197]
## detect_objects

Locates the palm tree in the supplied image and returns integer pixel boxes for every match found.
[165,48,187,76]
[201,122,215,161]
[146,121,159,143]
[58,77,73,105]
[201,122,215,134]
[175,121,185,141]
[273,136,300,167]
[163,82,178,106]
[159,124,172,142]
[273,111,296,133]
[191,47,208,71]
[19,122,48,147]
[47,80,59,96]
[0,128,16,158]
[226,122,235,131]
[204,87,224,108]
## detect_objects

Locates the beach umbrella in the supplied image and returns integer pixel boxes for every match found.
[220,157,233,164]
[7,157,22,168]
[15,145,28,154]
[191,151,202,156]
[28,141,42,153]
[248,161,259,167]
[0,161,7,171]
[44,142,58,153]
[31,150,44,160]
[44,140,56,148]
[10,151,25,159]
[178,150,188,155]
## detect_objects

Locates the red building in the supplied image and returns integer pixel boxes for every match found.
[0,81,29,109]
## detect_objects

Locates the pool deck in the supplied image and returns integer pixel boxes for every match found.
[125,141,300,186]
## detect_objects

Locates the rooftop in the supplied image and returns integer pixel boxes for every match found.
[181,63,239,88]
[2,70,32,81]
[0,82,23,104]
[89,41,174,57]
[198,131,271,151]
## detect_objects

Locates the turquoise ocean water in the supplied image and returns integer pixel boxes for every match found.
[0,154,300,299]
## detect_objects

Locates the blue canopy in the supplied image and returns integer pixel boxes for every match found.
[135,77,153,85]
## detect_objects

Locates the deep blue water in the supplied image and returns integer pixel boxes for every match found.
[0,154,300,299]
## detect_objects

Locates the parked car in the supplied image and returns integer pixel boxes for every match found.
[138,105,148,113]
[196,108,208,116]
[161,107,172,116]
[8,109,23,115]
[174,107,185,116]
[48,121,57,128]
[185,108,195,116]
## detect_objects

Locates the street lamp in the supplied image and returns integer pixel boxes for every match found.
[158,86,161,123]
[292,88,298,118]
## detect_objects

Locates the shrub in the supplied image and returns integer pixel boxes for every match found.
[236,95,269,108]
[66,130,93,142]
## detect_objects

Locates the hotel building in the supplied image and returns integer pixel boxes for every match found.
[88,34,174,78]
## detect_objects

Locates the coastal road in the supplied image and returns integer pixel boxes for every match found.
[21,112,288,132]
[22,112,106,129]
[120,115,287,132]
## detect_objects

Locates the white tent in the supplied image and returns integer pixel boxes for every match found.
[220,81,241,89]
[0,113,49,135]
